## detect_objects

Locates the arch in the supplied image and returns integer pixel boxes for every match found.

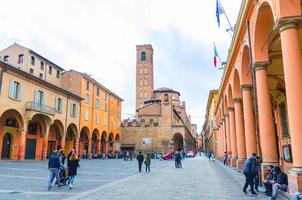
[115,134,120,143]
[108,132,114,152]
[91,129,100,156]
[65,123,78,154]
[141,51,146,61]
[48,119,64,156]
[233,69,242,98]
[253,2,275,62]
[240,45,253,85]
[173,133,184,151]
[101,131,107,154]
[79,126,90,158]
[0,109,24,129]
[28,113,52,136]
[227,85,234,108]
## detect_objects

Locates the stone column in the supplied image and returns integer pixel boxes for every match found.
[228,107,238,167]
[279,22,302,194]
[221,119,226,154]
[224,113,231,156]
[97,139,101,154]
[61,136,66,152]
[241,84,257,157]
[88,138,92,159]
[254,62,278,164]
[233,98,247,170]
[74,138,79,155]
[19,128,26,160]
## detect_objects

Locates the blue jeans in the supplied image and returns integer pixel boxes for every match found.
[69,175,76,185]
[293,192,301,200]
[48,168,60,187]
[272,183,287,198]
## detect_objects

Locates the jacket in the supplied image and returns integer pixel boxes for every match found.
[68,159,79,176]
[136,155,144,163]
[276,171,288,186]
[144,156,151,165]
[242,157,257,174]
[48,154,60,169]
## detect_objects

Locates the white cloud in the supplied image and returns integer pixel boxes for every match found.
[0,0,241,132]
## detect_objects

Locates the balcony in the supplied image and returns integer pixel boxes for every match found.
[26,102,55,116]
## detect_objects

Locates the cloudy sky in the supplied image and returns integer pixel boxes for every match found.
[0,0,242,132]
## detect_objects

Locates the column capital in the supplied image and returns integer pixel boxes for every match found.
[241,84,253,91]
[276,18,299,33]
[228,107,235,112]
[254,61,271,71]
[233,98,242,103]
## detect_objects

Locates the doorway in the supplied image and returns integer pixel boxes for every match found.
[25,139,36,159]
[1,133,12,159]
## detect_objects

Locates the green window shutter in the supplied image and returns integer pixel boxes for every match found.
[8,80,14,98]
[61,99,64,113]
[70,103,73,116]
[34,89,39,104]
[55,97,58,112]
[18,83,23,100]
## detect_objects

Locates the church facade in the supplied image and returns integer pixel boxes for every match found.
[121,44,196,154]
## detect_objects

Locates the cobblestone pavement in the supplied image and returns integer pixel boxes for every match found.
[0,156,287,200]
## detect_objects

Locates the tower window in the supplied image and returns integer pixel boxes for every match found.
[164,94,169,102]
[18,54,24,64]
[30,56,35,65]
[141,52,146,61]
[4,55,9,62]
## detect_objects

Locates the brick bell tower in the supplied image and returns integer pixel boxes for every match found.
[136,44,154,112]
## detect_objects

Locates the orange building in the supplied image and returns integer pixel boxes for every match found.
[211,0,302,195]
[62,70,123,158]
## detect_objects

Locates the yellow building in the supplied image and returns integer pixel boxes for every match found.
[0,43,81,160]
[62,70,123,158]
[202,90,218,155]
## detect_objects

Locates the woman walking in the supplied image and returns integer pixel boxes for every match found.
[144,154,151,173]
[68,153,80,189]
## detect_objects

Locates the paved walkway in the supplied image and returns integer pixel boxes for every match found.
[63,155,282,200]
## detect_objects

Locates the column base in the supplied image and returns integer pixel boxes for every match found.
[288,167,302,195]
[261,162,278,181]
[231,157,237,168]
[236,158,246,170]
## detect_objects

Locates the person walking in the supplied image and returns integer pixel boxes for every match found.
[242,153,257,195]
[144,154,151,173]
[48,151,61,190]
[68,153,80,189]
[174,149,182,168]
[223,152,228,165]
[136,152,144,172]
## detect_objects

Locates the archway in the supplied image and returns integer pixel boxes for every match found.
[173,133,184,151]
[79,127,89,158]
[101,131,107,154]
[91,129,100,156]
[47,120,64,158]
[0,109,24,160]
[25,114,51,160]
[115,134,121,153]
[65,123,77,155]
[108,133,114,152]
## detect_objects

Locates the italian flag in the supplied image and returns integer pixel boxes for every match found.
[214,43,219,67]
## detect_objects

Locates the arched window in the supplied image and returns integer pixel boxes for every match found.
[164,94,169,102]
[141,52,146,61]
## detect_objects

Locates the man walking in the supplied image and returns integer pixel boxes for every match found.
[144,154,151,173]
[48,151,61,190]
[242,153,257,195]
[136,152,144,172]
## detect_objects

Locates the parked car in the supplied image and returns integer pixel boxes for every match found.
[162,152,174,160]
[185,151,194,158]
[147,152,163,159]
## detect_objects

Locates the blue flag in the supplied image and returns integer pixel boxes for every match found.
[216,0,224,27]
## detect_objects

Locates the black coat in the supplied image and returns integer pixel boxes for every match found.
[136,155,144,163]
[68,160,79,176]
[276,171,288,185]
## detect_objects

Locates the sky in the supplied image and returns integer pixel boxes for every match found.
[0,0,242,133]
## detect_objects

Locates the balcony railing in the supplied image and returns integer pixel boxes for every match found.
[26,102,55,116]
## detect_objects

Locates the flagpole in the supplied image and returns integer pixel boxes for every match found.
[219,0,234,32]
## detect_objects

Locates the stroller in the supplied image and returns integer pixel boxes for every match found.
[59,165,69,185]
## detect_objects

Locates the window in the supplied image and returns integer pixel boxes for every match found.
[103,116,107,125]
[144,91,147,98]
[39,73,43,79]
[144,68,147,74]
[141,52,146,61]
[140,68,143,74]
[85,93,89,104]
[70,103,77,117]
[144,79,147,86]
[30,68,34,74]
[40,62,44,70]
[104,92,108,101]
[279,102,289,138]
[85,110,89,121]
[117,100,120,106]
[48,66,52,74]
[140,91,143,98]
[4,55,9,62]
[164,94,169,102]
[30,56,35,65]
[96,87,100,96]
[86,81,89,91]
[18,54,24,64]
[55,97,63,113]
[56,70,60,79]
[95,99,100,108]
[34,90,44,105]
[95,114,99,124]
[8,80,22,100]
[104,103,108,112]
